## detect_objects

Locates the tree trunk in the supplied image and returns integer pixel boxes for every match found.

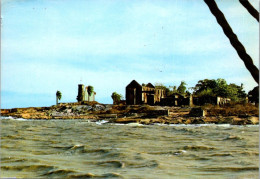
[239,0,259,22]
[56,96,58,105]
[204,0,259,84]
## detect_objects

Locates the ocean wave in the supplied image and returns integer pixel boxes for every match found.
[182,145,216,151]
[200,166,259,172]
[68,172,123,178]
[98,160,125,168]
[239,151,259,156]
[70,144,85,150]
[149,150,187,156]
[1,164,55,172]
[64,146,116,156]
[210,153,234,157]
[126,160,159,169]
[1,157,32,163]
[223,135,242,140]
[42,169,76,177]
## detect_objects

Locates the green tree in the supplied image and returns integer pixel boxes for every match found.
[173,86,177,93]
[196,88,214,97]
[56,91,62,105]
[237,83,247,99]
[215,78,228,97]
[226,83,247,101]
[193,79,217,95]
[87,86,94,102]
[169,85,177,94]
[193,78,247,102]
[177,81,187,94]
[111,92,123,104]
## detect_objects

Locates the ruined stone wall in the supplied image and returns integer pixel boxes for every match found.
[216,97,231,106]
[142,86,155,104]
[154,88,166,103]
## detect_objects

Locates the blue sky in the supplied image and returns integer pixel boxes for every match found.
[1,0,259,108]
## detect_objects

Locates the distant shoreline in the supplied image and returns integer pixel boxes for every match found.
[1,102,259,125]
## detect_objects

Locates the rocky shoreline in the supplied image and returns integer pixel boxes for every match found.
[1,102,259,125]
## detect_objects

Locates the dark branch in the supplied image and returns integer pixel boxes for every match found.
[239,0,259,22]
[204,0,259,84]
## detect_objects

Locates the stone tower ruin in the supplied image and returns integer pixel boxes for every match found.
[77,84,85,102]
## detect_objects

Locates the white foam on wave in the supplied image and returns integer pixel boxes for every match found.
[243,124,259,128]
[0,116,14,120]
[174,150,187,156]
[154,123,168,126]
[111,122,144,126]
[13,118,28,121]
[168,123,231,127]
[95,120,109,125]
[216,124,231,127]
[0,116,28,121]
[126,123,143,126]
[71,144,85,149]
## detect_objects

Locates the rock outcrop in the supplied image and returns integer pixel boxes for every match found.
[1,103,258,125]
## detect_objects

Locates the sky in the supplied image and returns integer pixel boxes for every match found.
[1,0,259,108]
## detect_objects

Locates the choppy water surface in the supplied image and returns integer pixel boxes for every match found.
[1,118,259,178]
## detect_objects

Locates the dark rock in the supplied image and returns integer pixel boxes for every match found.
[217,117,233,124]
[189,107,207,117]
[98,114,117,119]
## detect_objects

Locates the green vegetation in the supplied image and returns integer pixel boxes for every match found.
[56,91,62,105]
[155,81,189,96]
[192,78,246,102]
[87,86,94,102]
[154,78,248,103]
[111,92,123,104]
[177,81,187,95]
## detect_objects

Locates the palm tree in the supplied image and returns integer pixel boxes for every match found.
[87,86,94,102]
[56,91,62,105]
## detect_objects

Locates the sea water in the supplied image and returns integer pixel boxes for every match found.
[1,118,259,178]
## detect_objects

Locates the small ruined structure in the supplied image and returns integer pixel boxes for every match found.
[193,96,230,106]
[161,93,193,106]
[77,84,96,102]
[126,80,166,105]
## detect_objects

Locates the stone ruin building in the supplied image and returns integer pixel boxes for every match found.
[160,92,193,106]
[77,84,96,102]
[192,96,230,106]
[125,80,231,106]
[126,80,166,105]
